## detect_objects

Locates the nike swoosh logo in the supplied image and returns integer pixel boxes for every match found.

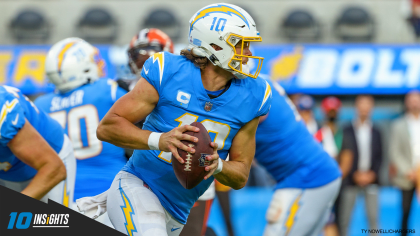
[171,227,181,232]
[144,68,149,75]
[11,114,19,125]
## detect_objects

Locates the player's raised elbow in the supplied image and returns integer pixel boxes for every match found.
[96,122,110,142]
[57,161,67,182]
[49,158,67,183]
[231,177,248,190]
[231,182,246,190]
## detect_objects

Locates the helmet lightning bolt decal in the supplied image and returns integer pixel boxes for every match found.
[190,4,250,33]
[151,52,165,86]
[119,179,137,236]
[57,41,78,72]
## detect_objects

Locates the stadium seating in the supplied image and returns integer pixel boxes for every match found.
[0,0,415,45]
[142,8,181,42]
[334,6,375,42]
[76,7,118,44]
[9,9,50,44]
[282,9,321,42]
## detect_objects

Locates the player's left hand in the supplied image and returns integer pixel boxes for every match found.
[204,142,220,180]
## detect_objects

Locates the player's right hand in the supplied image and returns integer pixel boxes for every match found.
[159,125,199,164]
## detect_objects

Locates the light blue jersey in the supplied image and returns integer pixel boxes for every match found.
[122,52,272,224]
[0,85,64,182]
[35,79,127,200]
[255,78,341,189]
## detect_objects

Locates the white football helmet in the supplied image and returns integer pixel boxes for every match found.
[188,3,263,79]
[45,37,106,93]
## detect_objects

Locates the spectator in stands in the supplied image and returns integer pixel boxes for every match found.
[339,95,382,236]
[390,90,420,236]
[405,0,420,38]
[297,94,318,134]
[315,97,343,159]
[314,96,350,236]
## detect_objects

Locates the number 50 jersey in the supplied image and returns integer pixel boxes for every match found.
[122,51,272,224]
[35,79,128,200]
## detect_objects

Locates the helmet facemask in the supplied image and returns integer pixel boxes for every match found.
[225,33,263,79]
[189,33,263,79]
[128,45,162,76]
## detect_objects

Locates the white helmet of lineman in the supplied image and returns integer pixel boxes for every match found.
[45,37,106,93]
[188,3,263,79]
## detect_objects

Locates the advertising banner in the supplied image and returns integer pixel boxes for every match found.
[255,44,420,94]
[2,44,420,95]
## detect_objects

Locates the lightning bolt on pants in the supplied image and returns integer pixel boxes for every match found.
[107,171,184,236]
[263,177,341,236]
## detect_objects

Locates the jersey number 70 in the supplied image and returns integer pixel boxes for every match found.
[50,105,102,160]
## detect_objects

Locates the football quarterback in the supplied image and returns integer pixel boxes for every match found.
[117,28,217,236]
[78,3,271,236]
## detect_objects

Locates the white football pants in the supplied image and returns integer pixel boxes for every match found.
[264,177,341,236]
[0,134,76,208]
[107,171,184,236]
[71,203,114,228]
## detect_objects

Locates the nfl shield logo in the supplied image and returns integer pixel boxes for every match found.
[199,154,211,167]
[204,102,213,111]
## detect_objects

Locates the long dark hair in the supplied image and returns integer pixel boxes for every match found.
[180,48,209,70]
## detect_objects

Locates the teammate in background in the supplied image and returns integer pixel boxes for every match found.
[0,85,76,206]
[78,3,271,236]
[35,38,127,226]
[296,94,318,135]
[256,77,341,236]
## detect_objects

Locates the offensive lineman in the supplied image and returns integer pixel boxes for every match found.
[256,76,342,236]
[35,38,127,226]
[78,3,271,236]
[0,85,76,206]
